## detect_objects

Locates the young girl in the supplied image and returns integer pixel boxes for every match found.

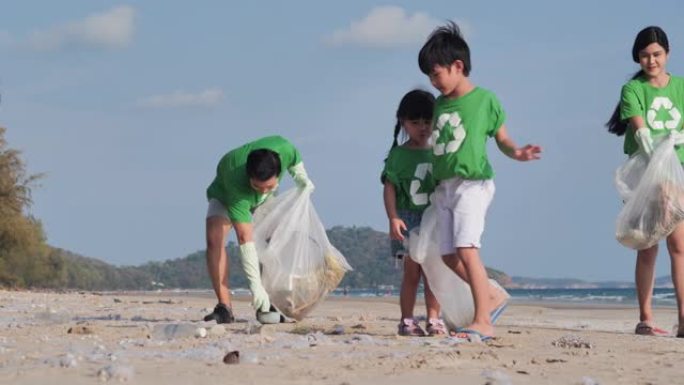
[381,89,445,336]
[607,26,684,337]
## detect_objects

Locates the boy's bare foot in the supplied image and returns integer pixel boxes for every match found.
[451,322,494,341]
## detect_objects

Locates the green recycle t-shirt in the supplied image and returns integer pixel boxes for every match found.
[381,146,436,212]
[206,135,301,223]
[431,87,505,180]
[621,75,684,162]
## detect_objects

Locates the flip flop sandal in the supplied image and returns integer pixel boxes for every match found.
[635,322,669,336]
[452,327,493,342]
[490,302,508,325]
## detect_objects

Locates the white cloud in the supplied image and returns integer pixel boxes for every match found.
[27,5,135,51]
[324,6,441,48]
[136,88,224,109]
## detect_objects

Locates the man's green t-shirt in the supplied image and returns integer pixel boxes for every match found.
[206,135,301,223]
[431,87,505,180]
[381,146,436,212]
[621,75,684,162]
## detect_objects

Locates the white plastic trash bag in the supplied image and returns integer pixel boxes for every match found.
[252,188,351,321]
[408,203,440,264]
[615,135,684,250]
[408,196,475,331]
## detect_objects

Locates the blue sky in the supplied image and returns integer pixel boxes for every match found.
[2,1,684,281]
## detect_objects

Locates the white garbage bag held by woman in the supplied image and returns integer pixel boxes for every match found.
[615,134,684,250]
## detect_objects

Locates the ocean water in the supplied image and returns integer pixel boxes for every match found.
[330,287,678,307]
[505,287,676,306]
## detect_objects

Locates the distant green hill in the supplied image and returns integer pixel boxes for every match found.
[2,226,510,290]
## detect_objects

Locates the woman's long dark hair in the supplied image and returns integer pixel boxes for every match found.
[606,26,670,136]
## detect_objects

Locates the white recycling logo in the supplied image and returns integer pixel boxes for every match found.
[647,97,682,130]
[433,112,466,155]
[409,163,432,206]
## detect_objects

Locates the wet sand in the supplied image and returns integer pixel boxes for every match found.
[0,290,682,385]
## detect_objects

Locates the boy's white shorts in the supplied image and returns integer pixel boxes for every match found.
[206,198,231,222]
[434,176,495,254]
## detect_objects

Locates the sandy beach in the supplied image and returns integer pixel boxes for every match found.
[0,290,682,385]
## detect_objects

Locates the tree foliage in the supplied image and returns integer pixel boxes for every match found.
[0,127,49,287]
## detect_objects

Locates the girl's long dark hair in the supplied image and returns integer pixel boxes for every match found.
[390,89,435,148]
[381,89,435,184]
[606,26,669,136]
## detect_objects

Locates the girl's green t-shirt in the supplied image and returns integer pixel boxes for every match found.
[381,146,436,211]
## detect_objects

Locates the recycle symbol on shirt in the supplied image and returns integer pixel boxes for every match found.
[432,112,466,155]
[410,163,432,206]
[648,96,682,130]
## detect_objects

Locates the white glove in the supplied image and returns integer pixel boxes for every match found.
[635,127,654,156]
[670,130,684,145]
[289,162,315,191]
[239,242,270,312]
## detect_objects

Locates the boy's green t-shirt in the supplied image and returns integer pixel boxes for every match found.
[381,146,436,212]
[431,87,505,180]
[206,135,301,223]
[621,75,684,162]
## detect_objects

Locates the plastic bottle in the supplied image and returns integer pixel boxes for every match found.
[150,323,204,340]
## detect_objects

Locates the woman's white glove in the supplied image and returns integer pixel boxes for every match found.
[289,162,315,191]
[239,242,270,312]
[635,127,654,156]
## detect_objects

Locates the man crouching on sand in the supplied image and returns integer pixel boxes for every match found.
[203,135,314,323]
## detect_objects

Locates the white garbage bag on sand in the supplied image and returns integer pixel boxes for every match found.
[409,199,507,331]
[252,189,351,321]
[615,135,684,250]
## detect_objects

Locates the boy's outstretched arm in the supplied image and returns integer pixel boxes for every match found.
[494,124,542,161]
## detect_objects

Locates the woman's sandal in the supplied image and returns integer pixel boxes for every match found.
[634,322,669,336]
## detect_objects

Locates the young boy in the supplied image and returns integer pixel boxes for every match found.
[418,22,541,340]
[203,135,314,323]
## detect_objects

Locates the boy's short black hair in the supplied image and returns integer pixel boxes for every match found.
[246,149,281,181]
[418,21,471,76]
